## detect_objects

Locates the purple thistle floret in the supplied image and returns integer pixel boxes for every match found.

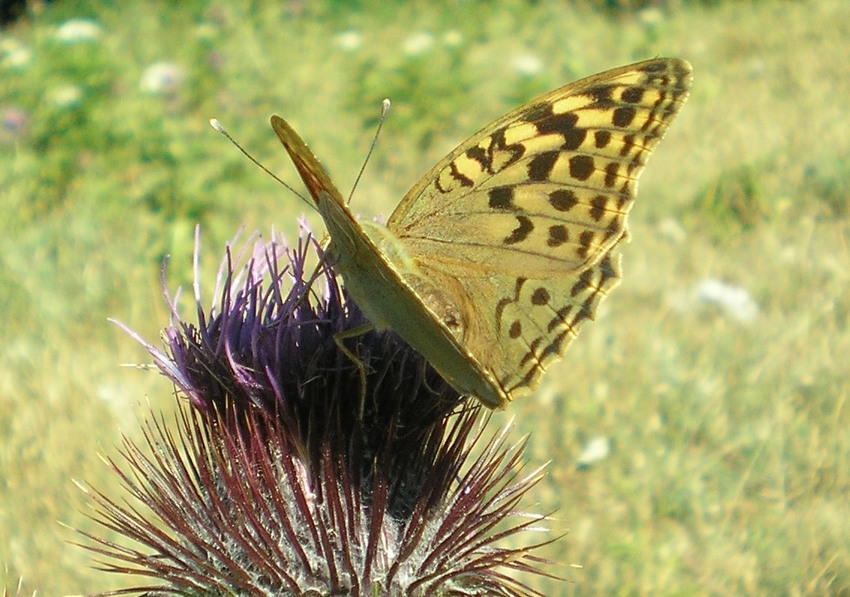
[81,225,555,596]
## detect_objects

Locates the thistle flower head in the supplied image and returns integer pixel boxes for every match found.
[82,226,554,596]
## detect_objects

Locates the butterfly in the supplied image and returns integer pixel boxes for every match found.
[271,57,692,409]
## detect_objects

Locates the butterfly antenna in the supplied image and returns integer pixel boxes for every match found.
[347,98,391,206]
[209,118,315,211]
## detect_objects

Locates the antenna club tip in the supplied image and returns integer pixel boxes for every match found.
[209,118,224,132]
[381,98,391,113]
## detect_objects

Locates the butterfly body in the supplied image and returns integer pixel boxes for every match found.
[271,58,693,409]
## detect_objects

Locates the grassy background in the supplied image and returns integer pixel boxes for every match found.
[2,0,849,594]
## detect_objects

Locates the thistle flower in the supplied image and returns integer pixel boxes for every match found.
[81,226,555,596]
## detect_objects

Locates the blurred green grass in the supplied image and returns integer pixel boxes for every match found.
[1,0,848,595]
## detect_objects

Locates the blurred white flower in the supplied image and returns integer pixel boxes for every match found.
[50,85,83,108]
[442,30,463,47]
[511,54,542,77]
[403,32,434,56]
[334,30,362,52]
[140,62,184,95]
[55,19,102,43]
[638,7,664,28]
[1,37,32,69]
[695,278,759,324]
[576,435,611,470]
[657,217,687,244]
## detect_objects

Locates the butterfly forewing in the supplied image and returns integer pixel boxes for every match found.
[387,58,692,404]
[271,115,347,206]
[388,58,692,277]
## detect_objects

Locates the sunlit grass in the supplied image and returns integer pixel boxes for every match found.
[1,0,848,595]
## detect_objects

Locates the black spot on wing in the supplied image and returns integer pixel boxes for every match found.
[612,106,636,128]
[509,320,522,339]
[587,85,616,108]
[570,267,594,296]
[620,134,636,158]
[589,195,608,222]
[535,110,579,134]
[569,155,594,181]
[547,225,568,247]
[504,216,533,245]
[549,305,573,333]
[466,145,490,171]
[621,86,645,104]
[528,152,559,181]
[550,189,579,212]
[604,162,619,187]
[449,160,474,187]
[538,329,569,363]
[576,230,595,260]
[519,337,543,368]
[598,254,618,284]
[594,130,611,149]
[491,127,526,168]
[531,287,550,305]
[561,127,587,151]
[488,186,515,210]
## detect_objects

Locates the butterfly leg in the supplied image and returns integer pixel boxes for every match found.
[333,323,374,419]
[295,241,375,413]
